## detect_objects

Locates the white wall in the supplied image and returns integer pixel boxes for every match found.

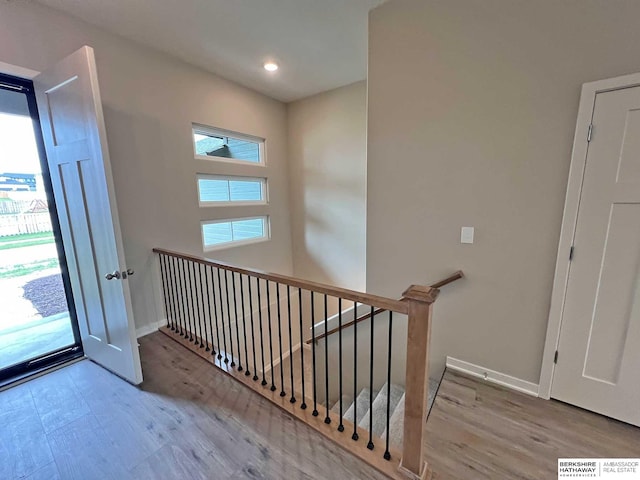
[0,1,293,333]
[287,81,367,290]
[367,0,640,383]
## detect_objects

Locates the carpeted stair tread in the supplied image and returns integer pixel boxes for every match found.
[381,377,441,450]
[381,394,404,450]
[344,387,378,425]
[358,382,405,437]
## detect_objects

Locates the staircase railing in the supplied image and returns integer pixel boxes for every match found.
[153,247,443,480]
[308,271,463,345]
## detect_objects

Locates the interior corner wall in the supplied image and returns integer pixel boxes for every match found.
[367,0,640,383]
[0,1,293,333]
[287,81,367,290]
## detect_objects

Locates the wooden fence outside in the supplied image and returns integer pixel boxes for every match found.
[0,212,52,236]
[0,200,36,215]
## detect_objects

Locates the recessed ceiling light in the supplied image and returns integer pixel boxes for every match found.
[264,62,279,72]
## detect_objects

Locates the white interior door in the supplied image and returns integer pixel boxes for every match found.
[34,46,142,384]
[552,85,640,426]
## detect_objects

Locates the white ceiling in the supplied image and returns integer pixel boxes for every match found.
[35,0,385,102]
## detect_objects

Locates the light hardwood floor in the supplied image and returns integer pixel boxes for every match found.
[2,332,639,479]
[425,370,640,479]
[0,332,387,480]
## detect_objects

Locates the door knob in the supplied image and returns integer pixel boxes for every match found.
[105,270,121,280]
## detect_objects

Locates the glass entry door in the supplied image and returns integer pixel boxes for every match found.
[0,72,82,383]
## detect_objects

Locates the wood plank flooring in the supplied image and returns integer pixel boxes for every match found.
[425,370,640,479]
[0,332,388,480]
[2,332,639,479]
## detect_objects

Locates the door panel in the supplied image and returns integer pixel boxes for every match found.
[552,86,640,425]
[34,46,142,384]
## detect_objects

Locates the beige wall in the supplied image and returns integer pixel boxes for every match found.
[287,81,367,290]
[0,1,293,332]
[368,0,640,383]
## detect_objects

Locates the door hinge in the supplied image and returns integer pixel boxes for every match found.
[569,246,574,261]
[587,124,593,142]
[554,350,559,364]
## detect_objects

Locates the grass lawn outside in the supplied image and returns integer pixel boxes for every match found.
[0,231,55,251]
[0,232,59,278]
[0,258,59,279]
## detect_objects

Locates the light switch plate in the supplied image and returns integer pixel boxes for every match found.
[461,227,474,244]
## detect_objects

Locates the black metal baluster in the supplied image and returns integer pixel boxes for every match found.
[225,270,236,367]
[204,265,214,354]
[240,274,250,376]
[266,281,276,391]
[311,293,318,416]
[337,297,344,432]
[217,268,229,363]
[367,305,375,450]
[188,261,198,342]
[384,311,393,461]
[276,284,286,397]
[185,261,194,341]
[158,255,171,330]
[163,256,173,331]
[352,301,359,441]
[210,265,223,359]
[324,294,330,424]
[182,259,194,341]
[194,263,205,348]
[162,255,172,329]
[198,264,209,350]
[298,288,307,410]
[248,277,259,381]
[174,257,185,336]
[167,256,179,333]
[190,262,202,344]
[257,279,267,386]
[176,258,185,336]
[231,272,242,370]
[287,286,296,404]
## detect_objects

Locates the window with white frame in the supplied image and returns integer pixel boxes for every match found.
[197,174,267,206]
[193,124,264,165]
[194,123,270,251]
[201,217,269,250]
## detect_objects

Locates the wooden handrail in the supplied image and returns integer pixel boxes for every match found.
[306,270,463,344]
[153,247,410,314]
[430,270,464,289]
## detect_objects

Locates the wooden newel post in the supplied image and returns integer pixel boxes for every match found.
[399,285,439,480]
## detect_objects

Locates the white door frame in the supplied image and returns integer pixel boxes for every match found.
[539,71,640,399]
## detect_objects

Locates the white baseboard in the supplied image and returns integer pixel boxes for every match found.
[136,320,164,339]
[446,356,539,397]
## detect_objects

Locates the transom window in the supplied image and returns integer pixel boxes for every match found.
[197,174,267,206]
[201,217,269,250]
[193,124,264,165]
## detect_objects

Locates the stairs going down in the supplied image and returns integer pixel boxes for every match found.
[331,378,440,451]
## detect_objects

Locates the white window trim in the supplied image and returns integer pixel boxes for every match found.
[192,123,266,167]
[196,174,268,207]
[201,216,270,252]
